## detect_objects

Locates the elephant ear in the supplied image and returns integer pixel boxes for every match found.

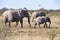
[18,9,22,13]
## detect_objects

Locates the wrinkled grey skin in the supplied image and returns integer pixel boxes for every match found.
[2,9,31,28]
[32,11,46,22]
[33,17,51,28]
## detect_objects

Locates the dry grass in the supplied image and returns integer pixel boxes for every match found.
[0,16,60,40]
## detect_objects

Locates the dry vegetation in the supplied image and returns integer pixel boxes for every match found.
[0,9,60,40]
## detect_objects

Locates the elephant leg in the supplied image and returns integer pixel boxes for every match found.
[44,24,45,28]
[37,23,40,28]
[49,22,51,28]
[20,18,23,28]
[39,24,40,27]
[4,21,7,26]
[44,22,47,28]
[28,17,31,27]
[15,21,19,27]
[5,22,6,25]
[3,21,7,26]
[45,23,47,28]
[34,23,37,28]
[3,19,7,26]
[9,21,11,28]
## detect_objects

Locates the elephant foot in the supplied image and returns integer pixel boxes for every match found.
[9,26,11,28]
[21,26,23,28]
[34,26,36,28]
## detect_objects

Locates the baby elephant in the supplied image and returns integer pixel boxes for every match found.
[33,17,51,28]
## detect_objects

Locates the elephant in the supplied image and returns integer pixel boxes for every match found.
[32,16,51,28]
[2,9,31,28]
[31,11,46,22]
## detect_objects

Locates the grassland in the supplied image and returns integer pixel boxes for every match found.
[0,11,60,40]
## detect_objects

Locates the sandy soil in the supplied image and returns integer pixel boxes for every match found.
[0,16,60,40]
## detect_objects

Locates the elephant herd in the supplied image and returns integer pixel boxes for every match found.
[2,9,51,28]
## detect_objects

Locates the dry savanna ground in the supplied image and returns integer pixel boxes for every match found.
[0,15,60,40]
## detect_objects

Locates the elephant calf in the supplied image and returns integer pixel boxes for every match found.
[33,17,51,28]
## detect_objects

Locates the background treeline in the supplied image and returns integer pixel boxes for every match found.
[0,8,60,16]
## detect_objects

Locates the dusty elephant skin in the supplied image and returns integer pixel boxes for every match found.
[33,17,51,28]
[2,9,31,28]
[32,11,46,22]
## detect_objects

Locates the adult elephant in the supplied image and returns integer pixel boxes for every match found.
[2,9,31,28]
[32,11,46,22]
